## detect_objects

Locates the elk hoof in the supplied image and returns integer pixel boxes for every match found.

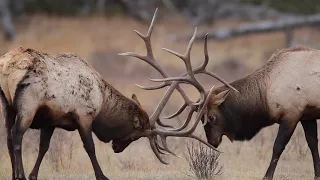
[262,177,272,180]
[28,175,37,180]
[97,175,109,180]
[15,177,26,180]
[99,177,109,180]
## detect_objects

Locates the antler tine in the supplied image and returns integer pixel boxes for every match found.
[149,136,169,164]
[135,83,169,90]
[154,137,170,155]
[193,34,239,93]
[170,106,196,131]
[194,33,209,71]
[119,8,199,129]
[160,86,214,136]
[159,136,181,158]
[159,33,237,124]
[149,28,207,128]
[159,27,206,105]
[145,87,220,164]
[156,118,174,128]
[162,102,187,119]
[119,8,161,72]
[146,86,220,162]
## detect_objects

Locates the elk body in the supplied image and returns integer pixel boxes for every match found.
[0,47,154,180]
[1,9,229,180]
[198,46,320,179]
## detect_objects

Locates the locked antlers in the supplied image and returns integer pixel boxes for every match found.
[119,8,237,164]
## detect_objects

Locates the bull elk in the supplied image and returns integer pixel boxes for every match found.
[0,8,233,180]
[152,24,320,180]
[198,43,320,180]
[121,8,320,180]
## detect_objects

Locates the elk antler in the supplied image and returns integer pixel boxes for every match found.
[119,8,237,130]
[119,8,234,163]
[145,87,219,164]
[163,33,239,125]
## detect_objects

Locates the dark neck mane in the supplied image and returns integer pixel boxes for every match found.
[218,66,273,141]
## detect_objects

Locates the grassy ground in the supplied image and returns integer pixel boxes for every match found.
[0,13,320,179]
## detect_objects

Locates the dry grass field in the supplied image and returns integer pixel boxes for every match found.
[1,13,320,180]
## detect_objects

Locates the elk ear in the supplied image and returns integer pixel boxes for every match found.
[132,94,141,106]
[213,89,230,105]
[133,115,142,129]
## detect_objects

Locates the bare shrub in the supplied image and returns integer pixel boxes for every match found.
[255,131,269,160]
[185,142,222,180]
[286,127,308,160]
[117,158,137,170]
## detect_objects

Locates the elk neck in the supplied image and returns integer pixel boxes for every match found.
[92,80,139,143]
[217,65,274,141]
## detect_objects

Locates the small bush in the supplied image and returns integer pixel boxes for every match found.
[186,142,223,180]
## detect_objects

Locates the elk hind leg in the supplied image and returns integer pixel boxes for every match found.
[301,120,320,179]
[6,107,16,180]
[263,119,298,180]
[0,87,16,179]
[29,127,55,180]
[12,100,39,180]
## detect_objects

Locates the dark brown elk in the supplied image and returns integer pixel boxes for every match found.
[0,9,233,180]
[157,39,320,178]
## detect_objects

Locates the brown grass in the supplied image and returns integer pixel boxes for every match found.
[0,13,319,179]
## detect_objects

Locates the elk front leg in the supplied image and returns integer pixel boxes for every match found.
[29,127,55,180]
[77,116,108,180]
[301,120,320,179]
[263,119,298,180]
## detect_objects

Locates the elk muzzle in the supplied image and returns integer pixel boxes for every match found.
[112,139,133,153]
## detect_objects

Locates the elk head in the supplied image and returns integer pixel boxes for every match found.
[202,89,232,148]
[119,8,238,163]
[111,94,151,153]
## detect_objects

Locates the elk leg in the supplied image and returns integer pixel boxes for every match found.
[77,119,108,180]
[5,107,16,180]
[301,120,320,179]
[29,127,55,180]
[0,87,16,179]
[263,119,298,180]
[11,102,38,180]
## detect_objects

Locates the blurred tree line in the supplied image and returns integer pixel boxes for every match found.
[21,0,320,17]
[240,0,320,14]
[17,0,320,27]
[3,0,320,41]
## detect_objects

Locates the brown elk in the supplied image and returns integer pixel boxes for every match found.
[199,44,320,180]
[156,33,320,179]
[0,9,234,180]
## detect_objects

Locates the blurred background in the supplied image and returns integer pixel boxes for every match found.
[0,0,320,179]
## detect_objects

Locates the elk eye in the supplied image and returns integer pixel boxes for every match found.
[208,116,216,123]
